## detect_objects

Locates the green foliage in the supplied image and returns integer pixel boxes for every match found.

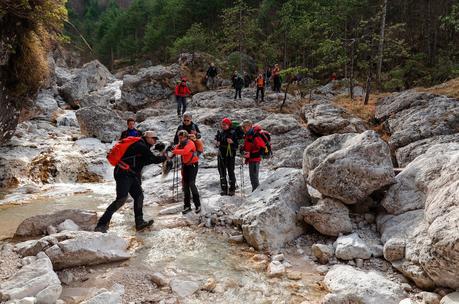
[169,23,214,57]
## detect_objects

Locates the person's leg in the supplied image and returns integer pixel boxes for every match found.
[96,175,132,229]
[238,88,242,99]
[189,163,200,209]
[218,156,228,195]
[261,87,265,102]
[227,156,236,195]
[182,166,191,209]
[176,96,182,116]
[182,97,187,114]
[255,87,259,101]
[234,89,237,100]
[129,177,146,226]
[249,162,260,191]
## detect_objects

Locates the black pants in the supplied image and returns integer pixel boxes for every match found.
[176,96,187,116]
[256,87,264,102]
[273,76,281,93]
[218,155,236,192]
[234,88,242,99]
[182,163,200,208]
[97,173,144,227]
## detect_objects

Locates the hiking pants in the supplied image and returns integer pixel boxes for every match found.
[182,163,200,209]
[176,96,187,116]
[249,162,260,191]
[207,76,217,90]
[97,173,144,227]
[256,87,264,102]
[218,155,236,193]
[273,76,281,93]
[234,88,242,99]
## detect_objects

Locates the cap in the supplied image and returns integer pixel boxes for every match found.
[143,131,158,139]
[222,117,232,126]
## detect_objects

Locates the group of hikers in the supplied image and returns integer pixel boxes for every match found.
[95,111,271,233]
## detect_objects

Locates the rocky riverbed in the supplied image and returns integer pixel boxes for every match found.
[0,54,458,304]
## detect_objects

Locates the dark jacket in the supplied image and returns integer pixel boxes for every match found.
[206,66,218,78]
[173,122,201,144]
[120,128,141,139]
[116,138,166,177]
[244,75,251,88]
[233,76,244,90]
[215,128,239,157]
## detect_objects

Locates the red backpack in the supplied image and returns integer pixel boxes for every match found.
[107,137,142,169]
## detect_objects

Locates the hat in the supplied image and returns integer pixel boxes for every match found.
[222,118,232,126]
[143,131,158,139]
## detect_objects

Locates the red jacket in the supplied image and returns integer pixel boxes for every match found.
[175,83,191,97]
[243,125,266,163]
[173,140,199,165]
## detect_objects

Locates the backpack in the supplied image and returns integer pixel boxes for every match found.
[107,136,142,169]
[189,124,204,155]
[231,120,245,145]
[252,129,272,159]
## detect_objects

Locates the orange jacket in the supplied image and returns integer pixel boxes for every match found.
[173,140,199,165]
[256,75,265,88]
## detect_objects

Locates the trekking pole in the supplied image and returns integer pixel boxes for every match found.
[240,157,245,197]
[172,157,177,202]
[175,157,180,203]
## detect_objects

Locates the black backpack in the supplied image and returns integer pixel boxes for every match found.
[257,130,272,158]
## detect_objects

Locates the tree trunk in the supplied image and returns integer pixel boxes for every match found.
[377,0,387,90]
[283,31,287,67]
[239,7,243,73]
[364,68,372,105]
[349,40,355,100]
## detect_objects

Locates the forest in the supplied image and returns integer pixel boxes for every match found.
[67,0,459,90]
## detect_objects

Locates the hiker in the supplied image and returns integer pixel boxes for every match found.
[172,130,201,214]
[255,73,265,103]
[265,66,272,89]
[233,72,244,100]
[206,62,218,90]
[215,118,239,196]
[241,120,266,192]
[243,72,251,88]
[175,77,191,118]
[95,131,167,233]
[330,72,337,82]
[272,64,281,93]
[173,113,201,145]
[120,118,141,139]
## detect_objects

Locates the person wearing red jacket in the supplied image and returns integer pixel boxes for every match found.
[175,78,192,118]
[241,120,266,191]
[173,130,201,214]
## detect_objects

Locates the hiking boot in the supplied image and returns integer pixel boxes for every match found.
[220,190,228,196]
[136,219,154,231]
[182,207,192,215]
[228,189,235,196]
[94,225,108,233]
[195,206,201,214]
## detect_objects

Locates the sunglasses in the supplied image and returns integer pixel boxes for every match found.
[183,119,191,122]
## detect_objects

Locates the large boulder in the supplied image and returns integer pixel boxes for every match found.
[375,91,459,150]
[0,252,62,303]
[233,168,309,251]
[303,130,394,204]
[15,209,98,237]
[76,106,124,143]
[378,143,459,289]
[323,265,406,304]
[33,90,60,121]
[303,102,367,136]
[299,197,352,236]
[119,64,180,111]
[257,113,300,135]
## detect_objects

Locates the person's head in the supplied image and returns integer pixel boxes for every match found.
[182,113,192,126]
[143,130,159,146]
[127,118,135,130]
[242,120,253,133]
[177,130,189,143]
[258,73,263,77]
[210,62,215,67]
[234,70,238,75]
[221,118,232,130]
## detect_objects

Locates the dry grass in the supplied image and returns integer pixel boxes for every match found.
[416,77,459,99]
[333,92,390,122]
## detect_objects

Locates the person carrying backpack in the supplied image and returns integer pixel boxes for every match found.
[175,78,191,118]
[215,118,240,196]
[272,64,281,93]
[95,131,167,233]
[120,118,141,139]
[206,63,218,90]
[173,113,201,145]
[233,73,244,100]
[172,130,201,214]
[241,120,267,192]
[255,73,265,103]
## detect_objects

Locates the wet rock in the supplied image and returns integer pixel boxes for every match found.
[311,244,334,264]
[43,231,131,270]
[303,102,367,136]
[267,261,285,277]
[80,284,124,304]
[324,265,406,304]
[169,279,200,298]
[303,130,394,205]
[15,209,97,237]
[375,91,459,150]
[150,272,170,287]
[0,252,62,303]
[379,143,459,289]
[334,233,371,260]
[234,168,310,251]
[56,219,80,232]
[299,197,352,236]
[76,106,124,143]
[441,292,459,304]
[383,238,406,262]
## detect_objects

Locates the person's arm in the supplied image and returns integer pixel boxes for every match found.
[120,130,127,139]
[175,85,179,96]
[173,126,180,145]
[185,86,191,96]
[194,124,201,139]
[141,144,166,165]
[173,142,194,156]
